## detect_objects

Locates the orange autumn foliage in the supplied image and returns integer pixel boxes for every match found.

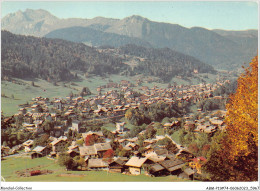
[204,56,258,181]
[224,56,258,160]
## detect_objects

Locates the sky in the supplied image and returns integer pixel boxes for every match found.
[1,1,259,30]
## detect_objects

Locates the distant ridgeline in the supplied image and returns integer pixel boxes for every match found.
[2,30,215,82]
[2,9,257,70]
[45,26,153,48]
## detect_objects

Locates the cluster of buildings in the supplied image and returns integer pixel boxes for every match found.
[15,79,228,135]
[2,79,229,179]
[20,128,207,179]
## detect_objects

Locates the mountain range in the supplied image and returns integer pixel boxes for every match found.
[2,9,258,70]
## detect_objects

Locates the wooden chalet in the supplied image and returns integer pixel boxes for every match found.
[178,168,195,179]
[150,163,168,177]
[22,139,34,152]
[94,143,112,158]
[88,159,108,170]
[109,158,126,173]
[125,157,147,175]
[159,158,185,175]
[50,139,67,153]
[31,146,50,159]
[79,145,98,158]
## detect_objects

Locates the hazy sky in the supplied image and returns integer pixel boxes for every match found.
[1,1,258,30]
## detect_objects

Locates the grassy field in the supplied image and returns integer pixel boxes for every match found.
[1,75,111,116]
[1,156,191,182]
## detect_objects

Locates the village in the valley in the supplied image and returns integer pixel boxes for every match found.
[1,76,229,180]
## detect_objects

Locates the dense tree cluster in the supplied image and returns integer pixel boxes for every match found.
[119,44,216,82]
[1,30,127,82]
[125,101,188,126]
[213,80,237,97]
[197,98,226,111]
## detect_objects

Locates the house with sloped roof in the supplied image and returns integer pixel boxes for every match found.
[79,145,98,158]
[88,158,108,170]
[150,163,168,177]
[22,139,34,152]
[109,158,126,173]
[125,156,147,175]
[50,139,67,153]
[82,131,104,140]
[179,167,195,179]
[31,146,50,159]
[79,142,112,158]
[159,158,185,175]
[94,143,112,158]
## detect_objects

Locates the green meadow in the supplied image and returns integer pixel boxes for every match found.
[1,156,191,182]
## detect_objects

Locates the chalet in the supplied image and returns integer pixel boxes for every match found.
[179,167,195,179]
[94,143,112,158]
[146,153,166,163]
[82,131,103,140]
[109,158,126,173]
[79,145,98,158]
[31,146,50,159]
[22,139,34,152]
[50,139,67,153]
[88,159,108,170]
[149,163,167,177]
[159,158,185,175]
[125,156,147,175]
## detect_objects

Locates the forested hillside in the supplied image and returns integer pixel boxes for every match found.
[2,31,216,83]
[45,26,152,48]
[118,44,216,82]
[1,30,127,82]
